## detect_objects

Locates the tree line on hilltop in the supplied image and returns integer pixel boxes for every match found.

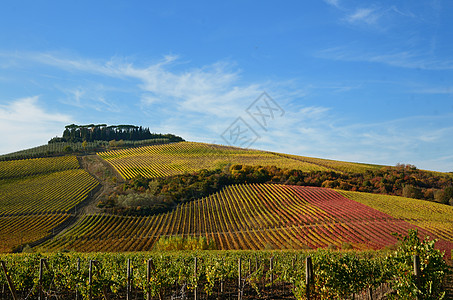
[98,163,453,216]
[48,124,184,143]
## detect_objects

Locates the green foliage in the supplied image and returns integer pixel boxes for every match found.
[311,251,385,299]
[111,192,171,215]
[154,236,217,250]
[435,186,453,205]
[0,231,448,299]
[63,145,73,152]
[387,229,449,299]
[102,163,453,216]
[52,124,185,143]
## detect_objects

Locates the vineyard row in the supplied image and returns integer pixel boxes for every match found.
[40,185,453,256]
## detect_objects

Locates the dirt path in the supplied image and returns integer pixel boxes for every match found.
[31,155,123,247]
[77,155,124,214]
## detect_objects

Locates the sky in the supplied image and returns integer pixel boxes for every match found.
[0,1,452,172]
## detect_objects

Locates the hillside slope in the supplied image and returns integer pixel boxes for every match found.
[97,142,336,179]
[1,141,452,256]
[0,156,99,252]
[38,184,453,257]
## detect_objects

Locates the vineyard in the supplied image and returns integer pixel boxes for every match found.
[339,190,453,243]
[1,230,449,300]
[270,152,384,173]
[0,156,79,179]
[0,156,99,252]
[0,136,452,298]
[39,184,453,257]
[0,138,170,161]
[97,142,333,179]
[0,169,99,216]
[0,214,69,252]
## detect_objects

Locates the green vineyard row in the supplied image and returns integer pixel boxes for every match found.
[2,230,448,300]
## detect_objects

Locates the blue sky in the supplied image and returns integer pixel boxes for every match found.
[0,0,452,172]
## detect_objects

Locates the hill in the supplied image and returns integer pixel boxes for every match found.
[0,136,452,257]
[38,184,453,256]
[0,156,99,252]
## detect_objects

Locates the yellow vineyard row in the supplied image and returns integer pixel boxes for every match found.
[98,142,332,179]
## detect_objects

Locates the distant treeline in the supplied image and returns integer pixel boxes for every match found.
[99,163,453,215]
[49,124,184,143]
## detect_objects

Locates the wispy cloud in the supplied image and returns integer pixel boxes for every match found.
[415,87,453,95]
[324,2,418,29]
[345,8,380,25]
[317,47,453,70]
[1,51,452,171]
[0,97,72,154]
[324,0,340,8]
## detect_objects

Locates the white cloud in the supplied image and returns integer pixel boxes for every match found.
[346,8,380,25]
[0,97,72,154]
[1,52,452,171]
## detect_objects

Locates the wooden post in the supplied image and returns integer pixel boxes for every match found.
[194,257,198,300]
[0,261,18,300]
[221,258,224,293]
[248,258,251,276]
[127,258,131,300]
[255,256,258,272]
[147,259,153,300]
[305,256,313,300]
[38,258,46,300]
[413,255,421,300]
[89,260,93,300]
[238,258,242,300]
[270,257,274,298]
[76,258,80,300]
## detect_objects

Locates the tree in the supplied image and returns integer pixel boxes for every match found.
[435,186,453,205]
[402,184,423,199]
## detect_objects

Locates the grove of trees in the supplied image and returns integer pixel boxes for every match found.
[49,124,184,143]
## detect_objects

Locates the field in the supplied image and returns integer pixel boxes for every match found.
[339,190,453,243]
[0,138,170,161]
[271,152,384,173]
[0,156,99,252]
[0,213,69,252]
[39,184,453,257]
[0,155,79,179]
[0,250,418,300]
[0,141,452,298]
[97,142,333,179]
